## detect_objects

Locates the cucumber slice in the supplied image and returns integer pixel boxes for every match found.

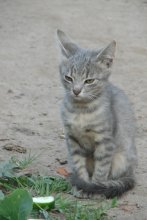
[33,196,55,210]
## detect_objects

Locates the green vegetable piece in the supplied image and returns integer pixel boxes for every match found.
[0,189,33,220]
[33,196,55,211]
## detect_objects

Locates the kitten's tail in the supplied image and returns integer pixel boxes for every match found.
[70,174,135,198]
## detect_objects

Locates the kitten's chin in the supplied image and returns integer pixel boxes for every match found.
[70,94,92,103]
[65,92,94,103]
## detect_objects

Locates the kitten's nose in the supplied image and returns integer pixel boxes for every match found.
[73,88,81,96]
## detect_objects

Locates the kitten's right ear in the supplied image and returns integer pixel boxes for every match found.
[56,29,79,59]
[94,41,116,68]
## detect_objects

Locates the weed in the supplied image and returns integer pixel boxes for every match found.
[47,194,117,220]
[11,152,38,169]
[28,175,71,196]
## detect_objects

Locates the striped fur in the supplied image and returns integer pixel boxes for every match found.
[56,30,137,198]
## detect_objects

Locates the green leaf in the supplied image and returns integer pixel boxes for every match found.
[0,216,8,220]
[0,189,33,220]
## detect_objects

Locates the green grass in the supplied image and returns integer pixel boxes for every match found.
[0,156,117,220]
[11,152,39,169]
[29,175,71,196]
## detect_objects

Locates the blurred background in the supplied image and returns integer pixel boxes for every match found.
[0,1,147,218]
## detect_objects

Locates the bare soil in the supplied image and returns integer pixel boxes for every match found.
[0,0,147,219]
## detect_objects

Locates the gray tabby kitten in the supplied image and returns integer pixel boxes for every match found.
[56,30,137,198]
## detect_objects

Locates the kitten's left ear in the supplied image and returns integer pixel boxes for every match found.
[96,41,116,68]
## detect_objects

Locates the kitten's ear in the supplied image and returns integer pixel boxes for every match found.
[96,41,116,68]
[56,29,79,59]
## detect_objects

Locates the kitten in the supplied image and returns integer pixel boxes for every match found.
[56,30,137,198]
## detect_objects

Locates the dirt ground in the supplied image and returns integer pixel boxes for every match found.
[0,0,147,219]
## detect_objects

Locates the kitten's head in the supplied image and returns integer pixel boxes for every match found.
[56,30,116,103]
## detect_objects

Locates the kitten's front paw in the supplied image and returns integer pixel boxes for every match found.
[91,176,97,184]
[91,175,106,184]
[79,173,90,183]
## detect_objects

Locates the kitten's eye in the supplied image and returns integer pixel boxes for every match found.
[65,75,73,83]
[84,79,95,84]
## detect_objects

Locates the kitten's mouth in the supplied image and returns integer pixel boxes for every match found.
[69,91,92,103]
[72,93,91,103]
[71,93,83,101]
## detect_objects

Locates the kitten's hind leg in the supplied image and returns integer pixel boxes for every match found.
[111,152,127,179]
[67,135,90,182]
